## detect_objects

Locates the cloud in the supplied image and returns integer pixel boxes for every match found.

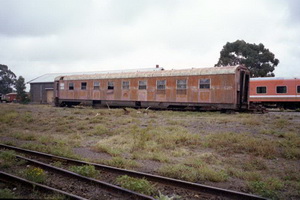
[0,0,299,84]
[0,0,90,36]
[286,0,300,25]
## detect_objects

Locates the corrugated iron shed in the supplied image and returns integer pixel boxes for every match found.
[56,66,240,81]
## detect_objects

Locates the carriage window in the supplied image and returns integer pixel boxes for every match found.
[60,83,65,90]
[276,86,287,93]
[81,82,87,90]
[157,80,166,90]
[94,82,100,90]
[122,81,130,90]
[177,79,187,89]
[199,79,210,89]
[297,86,300,93]
[256,86,266,94]
[69,83,74,90]
[108,81,114,90]
[139,81,147,90]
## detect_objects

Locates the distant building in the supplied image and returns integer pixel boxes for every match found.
[28,66,164,104]
[0,93,17,103]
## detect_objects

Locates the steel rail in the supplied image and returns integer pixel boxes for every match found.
[11,154,155,200]
[0,143,267,200]
[0,171,87,200]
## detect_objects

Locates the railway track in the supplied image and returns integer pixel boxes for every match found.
[0,144,267,200]
[0,171,87,200]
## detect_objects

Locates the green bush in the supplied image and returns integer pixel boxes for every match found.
[0,150,17,168]
[248,177,284,199]
[0,188,15,199]
[90,125,110,135]
[0,112,18,124]
[158,163,228,182]
[69,165,99,178]
[116,175,155,195]
[24,167,47,183]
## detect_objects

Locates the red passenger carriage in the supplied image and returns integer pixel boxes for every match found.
[54,65,250,111]
[250,77,300,109]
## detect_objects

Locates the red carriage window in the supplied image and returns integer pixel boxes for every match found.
[177,79,187,89]
[139,81,147,90]
[157,80,166,90]
[276,86,287,93]
[94,82,100,90]
[256,86,266,94]
[199,79,210,89]
[108,81,114,90]
[81,82,87,90]
[122,81,130,90]
[297,86,300,93]
[69,83,74,90]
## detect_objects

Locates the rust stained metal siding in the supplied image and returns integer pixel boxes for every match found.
[57,66,245,105]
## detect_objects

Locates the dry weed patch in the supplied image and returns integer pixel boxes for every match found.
[89,124,111,136]
[116,175,156,195]
[93,143,123,156]
[93,124,200,162]
[279,132,300,159]
[248,177,284,199]
[102,157,139,169]
[204,132,278,158]
[227,167,262,181]
[158,163,228,183]
[0,111,18,125]
[11,132,37,141]
[274,118,290,129]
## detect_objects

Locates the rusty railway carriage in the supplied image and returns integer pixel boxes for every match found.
[54,65,250,111]
[250,77,300,109]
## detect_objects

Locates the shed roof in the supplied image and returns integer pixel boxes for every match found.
[55,66,242,81]
[28,67,164,84]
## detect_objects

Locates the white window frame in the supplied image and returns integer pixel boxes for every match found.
[199,78,210,89]
[94,81,100,90]
[176,79,187,89]
[108,81,114,90]
[157,80,166,90]
[276,85,287,94]
[256,86,267,94]
[81,82,87,90]
[122,81,130,90]
[138,80,147,90]
[68,82,74,90]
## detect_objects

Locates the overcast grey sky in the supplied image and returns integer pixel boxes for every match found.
[0,0,299,85]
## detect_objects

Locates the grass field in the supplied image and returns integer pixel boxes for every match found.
[0,103,299,199]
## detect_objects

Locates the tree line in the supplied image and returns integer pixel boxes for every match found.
[215,40,279,77]
[0,64,27,103]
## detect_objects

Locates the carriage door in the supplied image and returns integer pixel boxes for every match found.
[54,80,60,106]
[239,71,249,108]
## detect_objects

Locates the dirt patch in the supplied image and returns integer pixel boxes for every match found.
[73,147,111,161]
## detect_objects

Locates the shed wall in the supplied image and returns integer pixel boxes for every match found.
[30,82,54,103]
